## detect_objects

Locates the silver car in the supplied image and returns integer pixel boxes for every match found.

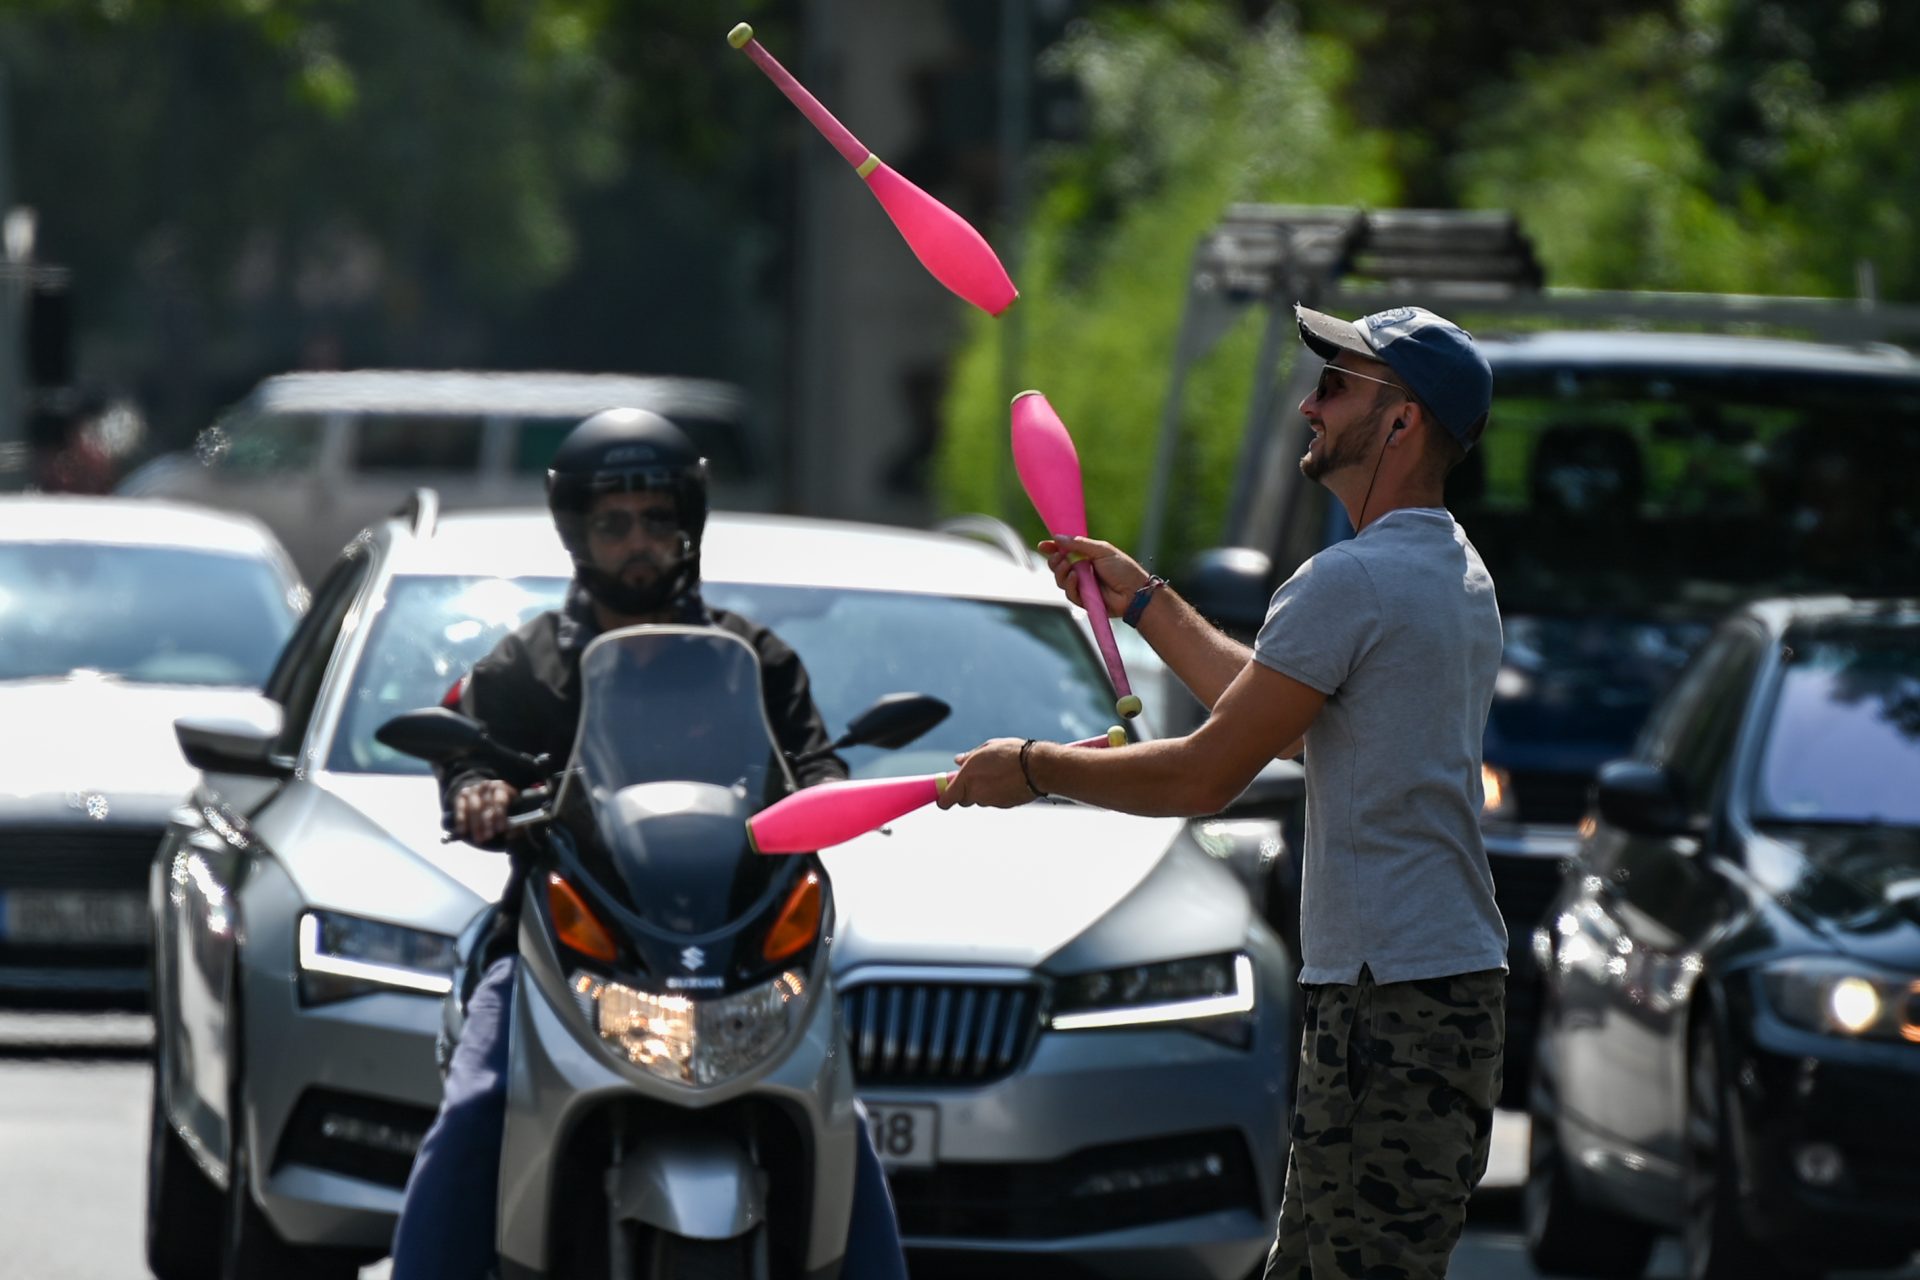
[146,497,1295,1279]
[0,495,303,1001]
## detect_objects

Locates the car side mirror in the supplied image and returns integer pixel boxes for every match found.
[1594,759,1691,838]
[175,698,291,778]
[375,707,486,764]
[1222,757,1306,819]
[798,693,951,766]
[1180,546,1272,640]
[844,693,951,750]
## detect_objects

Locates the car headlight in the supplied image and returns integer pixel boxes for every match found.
[1050,953,1255,1043]
[570,969,810,1087]
[1760,957,1920,1043]
[296,911,456,1005]
[1481,762,1516,821]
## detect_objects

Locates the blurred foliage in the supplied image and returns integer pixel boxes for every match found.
[1454,3,1920,299]
[937,0,1920,562]
[1285,0,1674,205]
[0,0,791,435]
[936,2,1397,569]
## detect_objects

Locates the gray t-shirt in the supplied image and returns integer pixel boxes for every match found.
[1253,507,1507,985]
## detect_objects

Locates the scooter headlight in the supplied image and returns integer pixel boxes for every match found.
[570,970,810,1087]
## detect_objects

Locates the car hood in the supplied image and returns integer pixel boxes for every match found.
[1758,824,1920,963]
[287,776,1203,972]
[314,772,514,903]
[1484,613,1711,773]
[823,802,1189,971]
[0,677,267,819]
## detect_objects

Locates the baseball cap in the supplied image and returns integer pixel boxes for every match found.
[1295,304,1492,449]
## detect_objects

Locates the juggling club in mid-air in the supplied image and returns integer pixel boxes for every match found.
[728,22,1018,317]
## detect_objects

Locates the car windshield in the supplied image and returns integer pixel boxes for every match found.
[704,583,1123,779]
[1455,367,1920,616]
[329,574,569,774]
[1752,626,1920,829]
[0,542,297,687]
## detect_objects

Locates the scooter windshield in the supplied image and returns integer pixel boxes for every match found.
[569,626,790,935]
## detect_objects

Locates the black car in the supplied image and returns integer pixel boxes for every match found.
[1524,597,1920,1279]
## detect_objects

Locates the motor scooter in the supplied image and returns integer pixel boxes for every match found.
[379,623,946,1279]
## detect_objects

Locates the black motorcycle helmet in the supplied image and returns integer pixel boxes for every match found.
[547,407,709,616]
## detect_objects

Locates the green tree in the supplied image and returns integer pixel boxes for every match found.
[1454,2,1920,300]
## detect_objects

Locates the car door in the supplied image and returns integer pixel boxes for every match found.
[1559,622,1766,1190]
[155,545,377,1167]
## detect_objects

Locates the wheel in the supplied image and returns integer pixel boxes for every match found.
[1683,1019,1820,1280]
[1523,1103,1656,1277]
[645,1228,766,1280]
[146,1066,225,1279]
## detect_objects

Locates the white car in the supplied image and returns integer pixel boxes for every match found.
[0,495,303,1000]
[147,496,1296,1279]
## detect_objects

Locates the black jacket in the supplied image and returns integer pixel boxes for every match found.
[438,586,845,951]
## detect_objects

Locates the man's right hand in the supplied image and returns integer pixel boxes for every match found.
[1039,536,1148,619]
[453,779,518,844]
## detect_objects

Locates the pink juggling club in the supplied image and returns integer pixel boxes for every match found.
[749,728,1126,854]
[728,22,1018,317]
[1010,390,1141,720]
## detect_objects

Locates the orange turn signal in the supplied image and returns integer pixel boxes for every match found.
[762,870,823,962]
[547,873,618,964]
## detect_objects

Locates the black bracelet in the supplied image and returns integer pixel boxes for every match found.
[1122,575,1168,628]
[1018,738,1048,798]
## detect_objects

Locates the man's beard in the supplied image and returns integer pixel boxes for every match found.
[1299,417,1377,482]
[580,539,694,617]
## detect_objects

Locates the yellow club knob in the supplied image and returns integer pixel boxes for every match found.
[727,22,755,48]
[1105,726,1126,747]
[1116,694,1143,719]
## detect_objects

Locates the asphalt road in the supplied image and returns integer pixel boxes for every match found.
[0,1010,1911,1280]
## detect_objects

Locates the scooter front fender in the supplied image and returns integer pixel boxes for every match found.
[607,1133,766,1239]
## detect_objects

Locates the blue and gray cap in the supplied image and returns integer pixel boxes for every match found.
[1295,304,1492,450]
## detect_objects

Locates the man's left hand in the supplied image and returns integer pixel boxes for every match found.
[937,738,1034,809]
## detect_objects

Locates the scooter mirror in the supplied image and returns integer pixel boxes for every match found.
[839,692,950,752]
[376,707,487,763]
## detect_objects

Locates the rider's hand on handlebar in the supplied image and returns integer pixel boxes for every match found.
[1038,536,1148,619]
[453,779,518,844]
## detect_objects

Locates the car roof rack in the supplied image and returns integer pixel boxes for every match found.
[393,488,439,540]
[1138,204,1920,567]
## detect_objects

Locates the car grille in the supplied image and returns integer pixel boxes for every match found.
[1508,769,1593,825]
[841,980,1042,1086]
[888,1130,1260,1241]
[0,826,164,892]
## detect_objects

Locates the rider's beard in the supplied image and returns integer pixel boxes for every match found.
[582,535,695,619]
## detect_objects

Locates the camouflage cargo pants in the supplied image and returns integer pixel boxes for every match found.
[1263,966,1504,1280]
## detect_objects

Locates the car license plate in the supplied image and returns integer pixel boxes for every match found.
[0,890,149,946]
[865,1102,938,1169]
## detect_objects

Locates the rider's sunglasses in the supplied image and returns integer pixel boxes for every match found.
[1314,362,1406,402]
[586,508,680,541]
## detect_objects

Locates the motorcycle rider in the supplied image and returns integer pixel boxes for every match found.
[389,407,908,1279]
